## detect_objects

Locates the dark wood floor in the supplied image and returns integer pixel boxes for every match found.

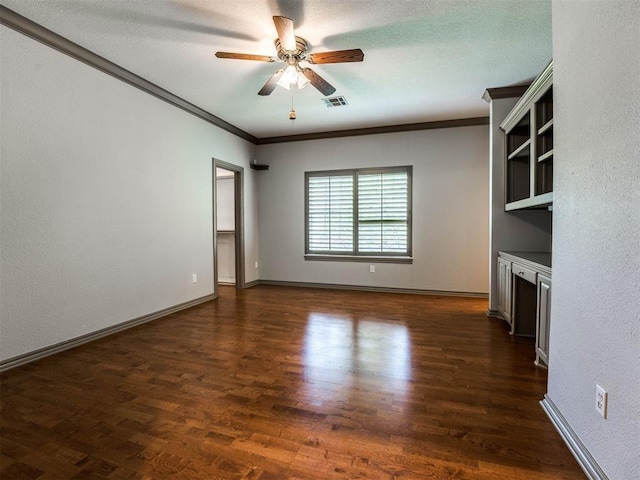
[1,285,584,479]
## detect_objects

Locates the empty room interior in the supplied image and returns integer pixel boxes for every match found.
[1,1,638,479]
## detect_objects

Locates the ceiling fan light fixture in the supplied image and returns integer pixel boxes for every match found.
[276,64,297,89]
[276,64,309,91]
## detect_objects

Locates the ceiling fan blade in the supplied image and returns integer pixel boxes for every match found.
[273,16,296,51]
[301,68,336,96]
[307,49,365,64]
[258,70,284,96]
[215,52,276,62]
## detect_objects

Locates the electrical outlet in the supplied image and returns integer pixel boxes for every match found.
[192,274,197,284]
[369,265,375,273]
[255,261,259,269]
[595,384,607,418]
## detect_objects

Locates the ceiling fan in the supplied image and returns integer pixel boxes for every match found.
[215,16,364,97]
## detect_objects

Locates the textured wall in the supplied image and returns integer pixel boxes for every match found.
[0,26,258,361]
[256,126,490,294]
[549,1,640,478]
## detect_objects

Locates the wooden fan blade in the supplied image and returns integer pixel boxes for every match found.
[215,52,276,62]
[307,49,364,64]
[273,16,296,51]
[258,70,284,96]
[301,68,336,96]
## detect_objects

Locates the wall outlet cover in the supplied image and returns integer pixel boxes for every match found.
[595,384,607,418]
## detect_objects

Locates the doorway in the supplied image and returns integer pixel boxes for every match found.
[213,159,244,294]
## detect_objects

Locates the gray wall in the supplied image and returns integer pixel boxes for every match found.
[549,1,640,478]
[0,26,259,362]
[256,126,490,294]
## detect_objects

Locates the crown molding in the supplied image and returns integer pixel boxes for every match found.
[1,5,491,146]
[482,84,531,102]
[0,5,257,144]
[501,60,553,132]
[256,116,489,144]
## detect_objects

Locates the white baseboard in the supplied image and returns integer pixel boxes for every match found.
[540,395,609,480]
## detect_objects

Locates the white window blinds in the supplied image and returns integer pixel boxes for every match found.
[357,171,409,253]
[307,175,354,252]
[306,167,411,257]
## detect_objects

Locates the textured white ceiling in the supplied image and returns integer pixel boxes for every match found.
[2,0,552,139]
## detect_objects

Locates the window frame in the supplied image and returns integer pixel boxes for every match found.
[304,166,413,262]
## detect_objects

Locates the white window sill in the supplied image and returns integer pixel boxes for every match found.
[304,254,413,264]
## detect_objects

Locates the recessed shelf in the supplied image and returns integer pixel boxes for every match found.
[505,192,553,211]
[508,139,531,160]
[538,149,554,162]
[538,119,554,135]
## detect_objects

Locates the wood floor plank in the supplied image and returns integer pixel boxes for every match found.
[1,285,585,479]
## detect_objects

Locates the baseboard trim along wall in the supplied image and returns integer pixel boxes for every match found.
[0,293,217,373]
[540,395,609,480]
[258,280,488,298]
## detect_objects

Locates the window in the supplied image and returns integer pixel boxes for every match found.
[305,166,412,260]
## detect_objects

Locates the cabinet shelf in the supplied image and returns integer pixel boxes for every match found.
[505,192,553,211]
[538,149,554,162]
[538,119,553,135]
[508,139,531,160]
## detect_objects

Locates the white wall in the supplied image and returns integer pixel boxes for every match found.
[487,96,552,313]
[256,126,489,294]
[216,176,235,231]
[0,26,258,361]
[549,1,640,479]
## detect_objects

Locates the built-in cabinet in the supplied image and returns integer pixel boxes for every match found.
[536,274,552,367]
[497,257,512,326]
[491,62,554,368]
[497,251,552,367]
[501,61,553,211]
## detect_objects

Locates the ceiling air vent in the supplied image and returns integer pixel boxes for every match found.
[322,96,348,108]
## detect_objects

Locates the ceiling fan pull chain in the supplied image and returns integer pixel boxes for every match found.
[289,90,296,120]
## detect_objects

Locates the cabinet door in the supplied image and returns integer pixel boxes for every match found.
[497,258,512,325]
[536,274,552,366]
[497,259,506,313]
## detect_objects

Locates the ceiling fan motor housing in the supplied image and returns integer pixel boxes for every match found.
[275,37,309,61]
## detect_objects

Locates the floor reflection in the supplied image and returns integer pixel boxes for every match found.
[302,313,412,400]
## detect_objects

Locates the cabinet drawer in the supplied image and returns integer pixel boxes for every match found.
[512,263,537,284]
